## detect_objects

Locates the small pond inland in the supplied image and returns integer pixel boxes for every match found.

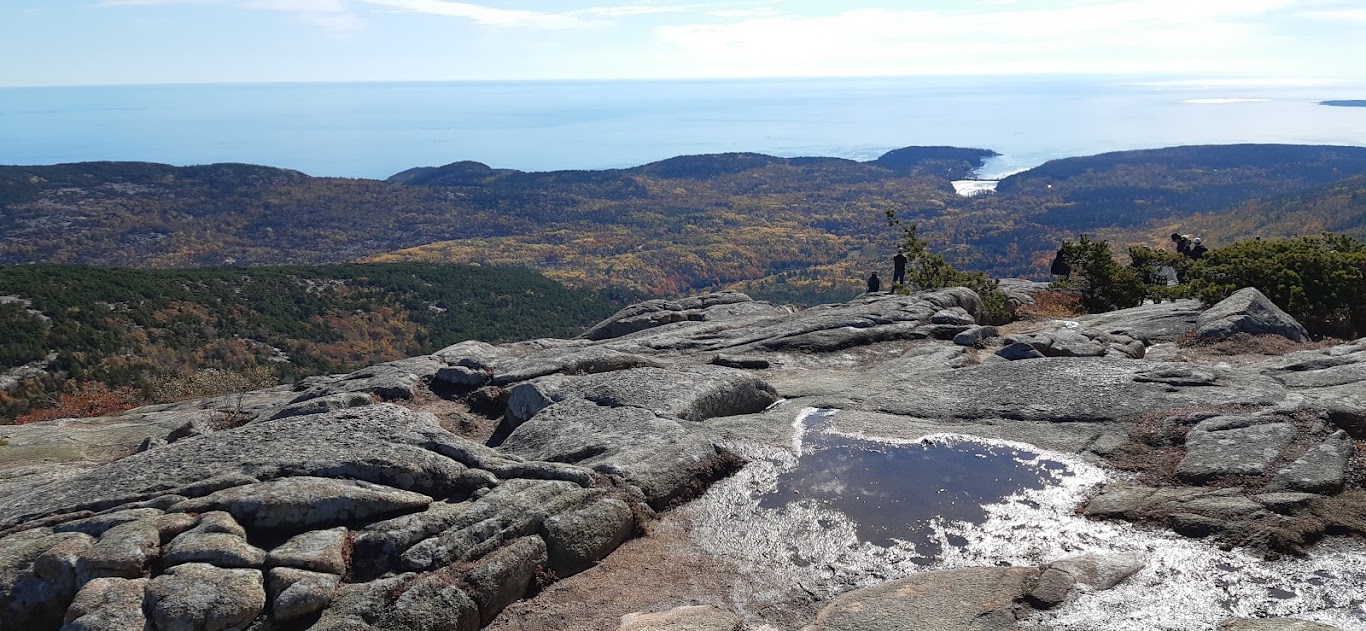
[759,409,1073,553]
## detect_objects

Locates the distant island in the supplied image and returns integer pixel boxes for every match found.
[1321,100,1366,108]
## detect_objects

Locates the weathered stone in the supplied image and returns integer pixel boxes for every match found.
[1,405,492,527]
[996,341,1045,360]
[1,530,90,631]
[1267,431,1353,494]
[542,498,635,577]
[1196,287,1309,343]
[1177,496,1265,519]
[1073,299,1202,343]
[164,531,266,569]
[617,605,744,631]
[464,536,547,624]
[399,479,600,572]
[500,399,735,510]
[62,577,150,631]
[77,520,160,582]
[953,325,997,346]
[169,476,432,532]
[1027,566,1075,609]
[1047,552,1147,590]
[805,566,1039,631]
[155,513,200,543]
[1177,421,1294,484]
[351,502,473,580]
[265,392,374,421]
[1169,512,1228,538]
[266,527,348,574]
[581,291,760,341]
[379,572,480,631]
[501,365,778,433]
[268,566,341,621]
[1253,492,1320,514]
[52,508,165,537]
[145,563,264,631]
[289,364,423,403]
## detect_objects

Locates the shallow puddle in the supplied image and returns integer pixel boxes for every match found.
[760,408,1072,553]
[685,407,1366,630]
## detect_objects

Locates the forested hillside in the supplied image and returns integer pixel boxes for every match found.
[4,144,1366,307]
[0,263,618,423]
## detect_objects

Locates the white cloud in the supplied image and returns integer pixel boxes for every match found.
[357,0,587,27]
[98,0,362,29]
[652,0,1311,78]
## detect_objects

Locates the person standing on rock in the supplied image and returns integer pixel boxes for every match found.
[892,252,908,285]
[867,272,881,293]
[1049,246,1071,279]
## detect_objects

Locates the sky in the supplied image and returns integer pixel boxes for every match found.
[2,0,1365,87]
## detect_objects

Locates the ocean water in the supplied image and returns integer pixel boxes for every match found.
[2,76,1366,180]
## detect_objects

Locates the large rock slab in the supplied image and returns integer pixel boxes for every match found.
[503,365,778,431]
[0,405,490,527]
[802,566,1039,631]
[1267,430,1353,494]
[581,291,776,341]
[866,357,1285,424]
[500,399,737,510]
[169,476,432,533]
[1196,287,1309,343]
[269,567,341,621]
[1073,299,1203,343]
[1176,417,1295,483]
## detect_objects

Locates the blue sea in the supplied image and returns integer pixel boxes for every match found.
[3,76,1366,180]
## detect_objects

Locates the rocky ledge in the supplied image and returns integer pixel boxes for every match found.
[1,286,1363,631]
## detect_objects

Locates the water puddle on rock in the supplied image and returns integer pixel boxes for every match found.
[684,407,1366,630]
[758,408,1071,555]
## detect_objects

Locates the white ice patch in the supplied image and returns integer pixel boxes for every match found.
[952,179,998,197]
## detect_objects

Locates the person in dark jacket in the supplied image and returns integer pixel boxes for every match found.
[1049,247,1071,279]
[1188,237,1208,260]
[892,252,908,285]
[1171,233,1191,256]
[867,272,881,293]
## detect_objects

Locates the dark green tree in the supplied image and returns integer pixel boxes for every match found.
[1054,235,1145,313]
[885,209,1010,322]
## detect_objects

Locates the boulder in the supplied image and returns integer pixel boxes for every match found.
[1073,299,1202,343]
[803,566,1039,631]
[1267,431,1353,494]
[1196,288,1309,343]
[1176,418,1295,483]
[1046,552,1147,590]
[398,479,600,572]
[77,520,161,582]
[62,577,150,631]
[268,566,341,621]
[163,530,266,569]
[464,536,547,624]
[500,399,736,510]
[617,605,744,631]
[378,572,480,631]
[581,291,761,340]
[501,365,778,432]
[145,563,265,631]
[266,526,349,575]
[289,364,424,403]
[542,499,635,577]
